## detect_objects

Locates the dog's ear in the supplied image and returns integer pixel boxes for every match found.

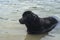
[33,14,40,21]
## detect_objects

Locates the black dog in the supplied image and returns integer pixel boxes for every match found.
[19,11,58,34]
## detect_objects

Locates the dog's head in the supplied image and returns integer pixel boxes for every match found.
[19,11,39,24]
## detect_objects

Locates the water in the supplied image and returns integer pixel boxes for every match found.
[0,0,60,40]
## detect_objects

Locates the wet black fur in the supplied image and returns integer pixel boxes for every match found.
[19,11,58,34]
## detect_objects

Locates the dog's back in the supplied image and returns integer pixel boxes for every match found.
[40,17,58,33]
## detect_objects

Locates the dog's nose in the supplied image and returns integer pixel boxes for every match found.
[19,18,25,24]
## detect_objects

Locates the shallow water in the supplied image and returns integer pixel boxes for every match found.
[0,0,60,40]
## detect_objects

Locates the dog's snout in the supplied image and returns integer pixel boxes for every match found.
[19,18,24,24]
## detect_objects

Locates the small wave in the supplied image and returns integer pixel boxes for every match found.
[0,17,8,20]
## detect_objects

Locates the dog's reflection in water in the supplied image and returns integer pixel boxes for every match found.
[25,33,48,40]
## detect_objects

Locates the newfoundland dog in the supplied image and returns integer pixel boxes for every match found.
[19,11,58,34]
